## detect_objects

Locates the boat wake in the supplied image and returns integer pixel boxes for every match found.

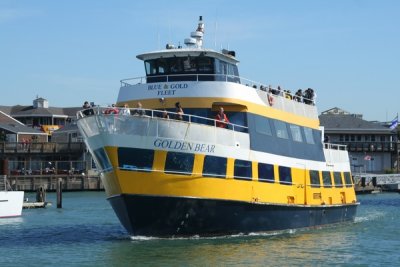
[354,211,385,224]
[129,229,299,241]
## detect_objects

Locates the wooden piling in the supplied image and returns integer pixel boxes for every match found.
[56,177,62,208]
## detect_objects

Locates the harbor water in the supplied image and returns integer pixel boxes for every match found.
[1,192,399,266]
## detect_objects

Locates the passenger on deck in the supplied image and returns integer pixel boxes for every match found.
[104,104,119,114]
[175,102,184,120]
[119,103,131,116]
[133,102,145,116]
[161,109,169,119]
[294,89,303,102]
[303,88,315,105]
[82,101,94,116]
[215,107,229,128]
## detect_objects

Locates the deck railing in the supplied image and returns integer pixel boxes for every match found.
[77,107,249,133]
[0,142,85,154]
[120,74,315,105]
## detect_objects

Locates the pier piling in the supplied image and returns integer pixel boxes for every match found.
[56,178,62,208]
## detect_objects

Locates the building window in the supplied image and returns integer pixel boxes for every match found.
[333,172,343,187]
[165,152,194,175]
[202,155,227,178]
[343,172,353,187]
[274,120,289,139]
[322,171,332,188]
[289,124,303,142]
[234,159,252,180]
[309,170,320,188]
[279,166,292,185]
[118,147,154,172]
[258,163,274,183]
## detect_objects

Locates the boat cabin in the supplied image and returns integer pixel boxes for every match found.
[138,50,240,83]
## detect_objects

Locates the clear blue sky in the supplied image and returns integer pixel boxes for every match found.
[1,0,399,122]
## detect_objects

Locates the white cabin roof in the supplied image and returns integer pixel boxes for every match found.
[136,48,239,65]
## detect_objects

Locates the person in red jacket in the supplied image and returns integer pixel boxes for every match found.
[215,107,229,128]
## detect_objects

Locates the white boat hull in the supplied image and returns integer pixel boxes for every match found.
[0,191,24,218]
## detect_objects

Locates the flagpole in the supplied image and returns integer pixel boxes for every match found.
[397,113,399,173]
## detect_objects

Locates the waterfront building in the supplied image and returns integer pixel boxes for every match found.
[0,98,94,183]
[0,97,80,138]
[319,107,397,173]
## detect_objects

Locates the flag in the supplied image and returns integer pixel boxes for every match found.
[389,115,398,130]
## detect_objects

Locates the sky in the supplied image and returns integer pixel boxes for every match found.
[1,0,399,122]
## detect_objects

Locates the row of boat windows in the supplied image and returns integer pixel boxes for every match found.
[112,147,353,188]
[254,115,315,144]
[145,57,239,76]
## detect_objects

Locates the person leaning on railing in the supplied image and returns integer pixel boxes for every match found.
[215,107,229,128]
[82,101,94,116]
[119,103,131,116]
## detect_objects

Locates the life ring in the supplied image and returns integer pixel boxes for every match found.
[268,94,274,106]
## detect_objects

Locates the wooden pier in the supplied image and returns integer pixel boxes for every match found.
[6,172,103,192]
[353,173,400,194]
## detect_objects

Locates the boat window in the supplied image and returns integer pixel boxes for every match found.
[255,116,272,136]
[279,166,292,185]
[93,148,112,172]
[274,120,289,139]
[322,171,332,188]
[158,58,168,74]
[343,172,353,187]
[289,124,303,142]
[234,159,252,180]
[198,57,213,72]
[183,57,197,72]
[202,155,227,178]
[165,152,194,175]
[258,163,274,183]
[303,127,315,144]
[309,170,320,188]
[333,172,343,187]
[145,60,157,75]
[170,58,183,73]
[118,147,154,172]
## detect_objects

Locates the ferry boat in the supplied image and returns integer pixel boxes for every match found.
[77,16,358,237]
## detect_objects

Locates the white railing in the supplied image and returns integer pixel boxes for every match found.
[77,107,248,133]
[120,74,316,105]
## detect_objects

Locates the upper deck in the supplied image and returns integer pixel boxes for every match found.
[119,16,319,123]
[118,74,319,123]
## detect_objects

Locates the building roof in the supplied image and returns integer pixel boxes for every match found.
[0,122,45,134]
[0,105,81,118]
[0,110,24,124]
[53,122,79,133]
[319,113,392,134]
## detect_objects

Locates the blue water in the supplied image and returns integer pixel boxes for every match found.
[1,192,399,266]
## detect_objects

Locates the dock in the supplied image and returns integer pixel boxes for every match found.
[353,173,400,194]
[23,202,51,209]
[6,172,103,192]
